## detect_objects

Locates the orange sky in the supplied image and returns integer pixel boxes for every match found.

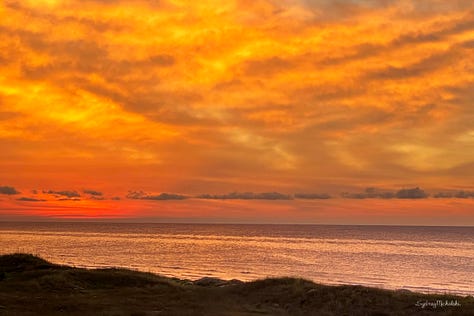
[0,0,473,224]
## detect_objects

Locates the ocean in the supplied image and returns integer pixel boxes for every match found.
[0,222,473,295]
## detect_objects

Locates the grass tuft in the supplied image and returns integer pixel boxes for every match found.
[0,253,55,272]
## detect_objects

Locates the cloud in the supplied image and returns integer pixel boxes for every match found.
[342,188,396,199]
[363,187,396,199]
[341,187,429,199]
[57,198,81,201]
[90,196,105,200]
[452,191,474,198]
[434,191,474,198]
[83,189,103,196]
[196,192,293,200]
[322,13,474,66]
[341,192,369,199]
[365,48,462,81]
[43,190,81,198]
[300,0,397,22]
[16,197,46,202]
[294,193,331,199]
[395,187,429,199]
[127,191,188,200]
[0,186,20,195]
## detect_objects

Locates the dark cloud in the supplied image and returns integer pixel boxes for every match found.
[342,187,396,199]
[363,187,396,199]
[90,196,105,200]
[373,192,395,199]
[407,1,474,14]
[392,13,474,45]
[434,191,474,198]
[196,192,293,200]
[367,65,425,80]
[16,197,46,202]
[444,83,474,115]
[302,0,398,22]
[4,2,128,32]
[341,192,368,199]
[294,193,331,199]
[395,187,429,199]
[83,189,103,196]
[123,91,202,116]
[57,198,81,201]
[319,14,474,66]
[433,192,452,198]
[365,49,462,81]
[0,186,20,195]
[319,43,380,66]
[0,21,174,94]
[127,191,188,200]
[342,187,428,199]
[292,83,364,103]
[453,191,474,198]
[59,77,210,127]
[43,190,81,198]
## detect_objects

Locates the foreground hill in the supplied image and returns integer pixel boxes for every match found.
[0,254,472,315]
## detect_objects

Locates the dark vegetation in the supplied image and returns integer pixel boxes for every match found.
[0,254,472,315]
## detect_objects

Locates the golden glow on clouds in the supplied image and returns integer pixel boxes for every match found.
[1,0,474,221]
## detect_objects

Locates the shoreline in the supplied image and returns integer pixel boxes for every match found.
[1,253,473,315]
[48,262,474,297]
[5,251,470,297]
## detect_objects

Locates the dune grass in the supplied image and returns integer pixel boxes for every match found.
[0,253,472,315]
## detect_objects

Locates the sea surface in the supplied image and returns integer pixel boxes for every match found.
[0,222,473,295]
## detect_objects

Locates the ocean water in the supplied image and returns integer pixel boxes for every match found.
[0,222,473,295]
